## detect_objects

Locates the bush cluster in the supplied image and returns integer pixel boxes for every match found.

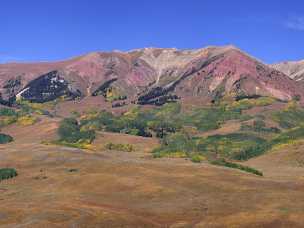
[0,133,13,144]
[270,127,304,146]
[17,115,38,126]
[0,108,18,127]
[0,106,42,127]
[152,132,196,158]
[59,97,304,163]
[80,102,248,139]
[0,108,17,116]
[211,159,263,176]
[105,143,134,152]
[151,128,275,162]
[80,103,182,138]
[0,168,18,181]
[198,133,267,160]
[230,97,275,111]
[240,120,281,134]
[58,118,95,143]
[272,105,304,129]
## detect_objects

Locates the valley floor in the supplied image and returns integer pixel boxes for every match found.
[1,118,304,228]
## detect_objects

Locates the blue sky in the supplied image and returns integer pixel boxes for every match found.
[1,0,304,63]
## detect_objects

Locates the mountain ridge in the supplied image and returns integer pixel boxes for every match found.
[1,45,303,107]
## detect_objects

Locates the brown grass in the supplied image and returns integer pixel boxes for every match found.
[1,117,304,227]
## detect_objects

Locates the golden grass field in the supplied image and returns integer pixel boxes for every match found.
[1,117,304,227]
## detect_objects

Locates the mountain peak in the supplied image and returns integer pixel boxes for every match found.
[1,45,304,106]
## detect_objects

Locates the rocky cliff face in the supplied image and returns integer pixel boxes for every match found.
[271,60,304,82]
[16,71,81,103]
[0,45,303,106]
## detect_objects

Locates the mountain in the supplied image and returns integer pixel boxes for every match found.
[272,60,304,82]
[3,46,304,227]
[1,45,303,107]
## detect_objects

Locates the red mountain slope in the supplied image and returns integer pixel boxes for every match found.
[0,46,303,106]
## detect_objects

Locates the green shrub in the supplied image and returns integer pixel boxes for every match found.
[253,120,266,130]
[211,159,263,176]
[191,154,205,163]
[0,108,17,116]
[148,120,180,138]
[231,144,270,161]
[0,116,17,127]
[16,100,55,116]
[293,95,301,101]
[58,118,95,143]
[0,106,47,127]
[80,109,152,137]
[0,133,13,144]
[0,168,18,181]
[17,115,39,126]
[105,143,134,152]
[0,108,18,127]
[67,168,79,172]
[71,111,81,118]
[58,118,80,143]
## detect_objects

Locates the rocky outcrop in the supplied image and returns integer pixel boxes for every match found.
[137,86,179,105]
[16,71,81,103]
[271,60,304,82]
[92,78,118,97]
